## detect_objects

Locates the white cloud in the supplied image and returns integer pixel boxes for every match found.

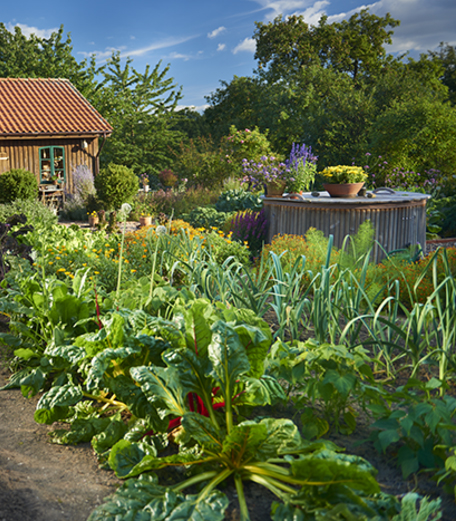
[233,37,256,54]
[6,22,58,39]
[250,0,456,55]
[217,43,226,51]
[177,103,209,113]
[79,35,197,62]
[208,26,226,38]
[124,35,196,58]
[168,51,192,61]
[327,0,456,54]
[249,1,319,21]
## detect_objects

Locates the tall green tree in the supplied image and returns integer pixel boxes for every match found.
[0,23,99,99]
[253,9,400,82]
[96,53,183,175]
[429,43,456,105]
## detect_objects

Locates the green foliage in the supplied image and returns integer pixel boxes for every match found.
[338,220,375,271]
[391,492,442,521]
[369,96,456,175]
[87,474,229,521]
[368,380,456,478]
[0,24,99,98]
[0,169,38,204]
[254,9,399,82]
[429,42,456,105]
[94,163,139,210]
[215,188,263,213]
[223,125,274,175]
[182,206,232,230]
[171,136,233,188]
[97,53,182,174]
[267,339,378,435]
[0,199,57,227]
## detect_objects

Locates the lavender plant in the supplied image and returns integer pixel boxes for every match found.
[285,143,318,193]
[229,209,268,256]
[71,165,96,204]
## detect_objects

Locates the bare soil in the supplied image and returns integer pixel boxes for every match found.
[0,347,120,521]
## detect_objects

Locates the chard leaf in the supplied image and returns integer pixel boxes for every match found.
[86,345,142,391]
[44,343,86,369]
[92,413,128,454]
[208,321,250,404]
[290,449,380,494]
[222,418,303,462]
[0,366,35,390]
[163,349,213,414]
[108,375,167,430]
[35,382,83,409]
[13,348,37,360]
[19,366,46,398]
[222,421,268,461]
[108,439,157,478]
[130,365,188,419]
[178,298,215,357]
[49,416,112,445]
[182,413,224,451]
[0,332,24,349]
[87,474,228,521]
[240,376,286,406]
[110,442,207,479]
[221,307,272,378]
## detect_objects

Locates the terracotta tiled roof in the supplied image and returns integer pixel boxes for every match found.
[0,78,112,137]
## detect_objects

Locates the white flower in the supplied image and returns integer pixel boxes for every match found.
[121,203,132,214]
[156,225,167,235]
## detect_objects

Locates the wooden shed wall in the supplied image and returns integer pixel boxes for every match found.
[0,137,99,194]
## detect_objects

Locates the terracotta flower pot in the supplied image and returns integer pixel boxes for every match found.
[323,182,364,198]
[264,180,287,198]
[88,215,99,227]
[139,215,152,227]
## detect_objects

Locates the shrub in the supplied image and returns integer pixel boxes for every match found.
[172,136,233,188]
[215,188,263,213]
[0,199,58,228]
[158,169,178,188]
[0,169,38,204]
[223,126,274,176]
[182,206,232,230]
[94,163,138,210]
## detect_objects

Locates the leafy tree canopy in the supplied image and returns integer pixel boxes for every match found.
[253,9,400,82]
[429,42,456,105]
[97,53,183,174]
[0,23,99,99]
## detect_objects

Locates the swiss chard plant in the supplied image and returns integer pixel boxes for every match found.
[97,308,397,520]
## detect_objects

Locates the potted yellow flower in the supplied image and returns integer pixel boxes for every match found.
[321,166,367,198]
[88,211,99,227]
[139,212,152,227]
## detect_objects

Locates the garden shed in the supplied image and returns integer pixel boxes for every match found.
[0,78,112,198]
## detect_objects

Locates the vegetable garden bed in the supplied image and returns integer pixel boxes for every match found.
[1,216,456,520]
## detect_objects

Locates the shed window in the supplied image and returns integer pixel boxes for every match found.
[39,146,65,184]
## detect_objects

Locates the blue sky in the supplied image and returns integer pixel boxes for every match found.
[3,0,455,110]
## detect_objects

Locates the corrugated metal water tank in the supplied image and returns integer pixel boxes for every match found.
[263,190,431,262]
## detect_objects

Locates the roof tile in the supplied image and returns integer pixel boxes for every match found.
[0,78,112,136]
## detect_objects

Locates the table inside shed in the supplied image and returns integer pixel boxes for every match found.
[39,184,66,212]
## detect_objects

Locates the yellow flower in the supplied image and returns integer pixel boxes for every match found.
[94,271,100,275]
[48,261,53,265]
[131,269,137,273]
[57,268,66,272]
